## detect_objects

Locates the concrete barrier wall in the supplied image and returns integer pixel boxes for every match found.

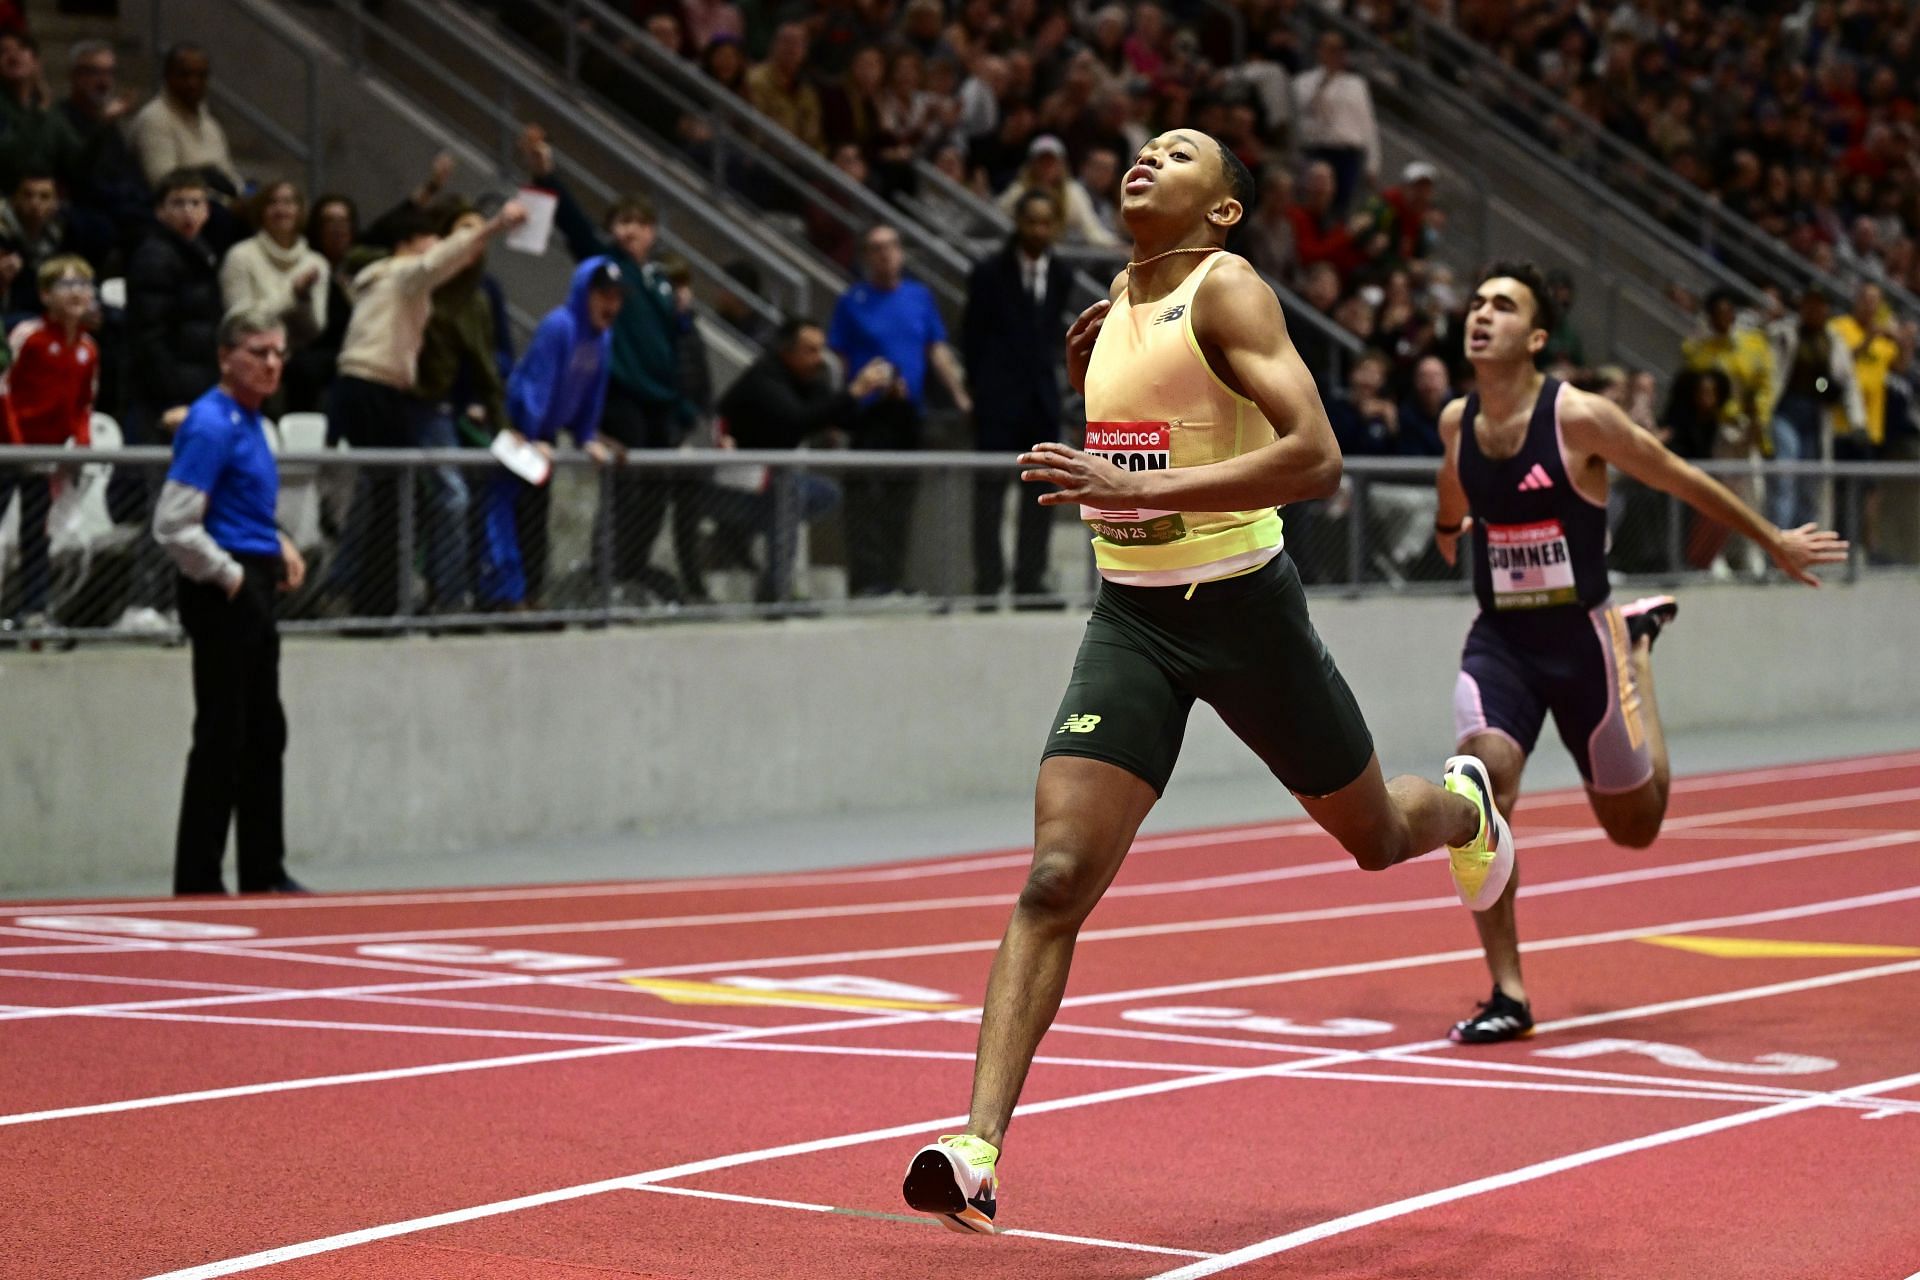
[2,578,1915,890]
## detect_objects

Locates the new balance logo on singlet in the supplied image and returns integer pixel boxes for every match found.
[1057,714,1102,735]
[1153,305,1186,325]
[1516,464,1555,491]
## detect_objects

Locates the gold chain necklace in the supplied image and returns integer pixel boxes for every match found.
[1126,245,1221,272]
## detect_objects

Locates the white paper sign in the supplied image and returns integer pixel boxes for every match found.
[490,430,552,486]
[504,187,558,256]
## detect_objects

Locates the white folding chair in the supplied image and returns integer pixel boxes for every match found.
[272,412,330,552]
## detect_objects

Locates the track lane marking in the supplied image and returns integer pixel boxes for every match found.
[623,1184,1219,1259]
[0,1010,933,1131]
[15,884,1917,1134]
[1037,1023,1920,1117]
[18,778,1915,955]
[4,829,1910,1024]
[608,829,1919,979]
[1142,1065,1920,1278]
[123,894,1920,1276]
[135,786,1920,950]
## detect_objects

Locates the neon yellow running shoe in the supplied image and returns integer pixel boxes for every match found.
[902,1134,999,1235]
[1444,754,1515,911]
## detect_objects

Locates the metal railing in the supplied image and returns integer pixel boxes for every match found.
[326,0,820,320]
[494,0,975,309]
[4,447,1913,646]
[1400,10,1920,321]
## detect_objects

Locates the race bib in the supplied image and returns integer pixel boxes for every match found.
[1486,520,1576,609]
[1081,422,1187,546]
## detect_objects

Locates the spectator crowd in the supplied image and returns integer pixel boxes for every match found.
[574,0,1920,569]
[7,1,1920,640]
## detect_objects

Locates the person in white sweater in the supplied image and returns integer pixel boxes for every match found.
[325,197,525,616]
[126,44,244,192]
[219,180,328,351]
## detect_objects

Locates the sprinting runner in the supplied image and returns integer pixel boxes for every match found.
[1434,263,1849,1043]
[899,131,1510,1235]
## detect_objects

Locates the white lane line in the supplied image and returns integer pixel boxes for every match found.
[0,971,752,1043]
[22,752,1920,925]
[0,1006,649,1046]
[0,942,154,956]
[142,1056,1364,1280]
[612,828,1920,979]
[1275,1067,1813,1108]
[0,926,170,950]
[0,1010,927,1131]
[1531,956,1920,1035]
[1040,1023,1920,1117]
[135,785,1920,951]
[3,1004,1218,1074]
[625,1184,1222,1259]
[713,1039,1230,1075]
[1667,751,1920,794]
[0,969,747,1034]
[130,901,1920,1277]
[1142,1066,1920,1279]
[0,974,536,1023]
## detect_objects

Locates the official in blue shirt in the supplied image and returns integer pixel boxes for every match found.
[153,306,308,896]
[827,223,971,596]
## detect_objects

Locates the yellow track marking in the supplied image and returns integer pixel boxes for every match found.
[1640,936,1920,960]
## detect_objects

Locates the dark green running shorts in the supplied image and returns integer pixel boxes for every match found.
[1041,552,1375,798]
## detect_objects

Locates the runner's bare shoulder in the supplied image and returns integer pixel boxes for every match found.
[1192,253,1293,346]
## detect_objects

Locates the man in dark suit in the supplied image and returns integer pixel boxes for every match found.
[962,191,1079,604]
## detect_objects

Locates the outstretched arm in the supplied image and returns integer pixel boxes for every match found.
[1025,257,1341,510]
[1561,386,1848,586]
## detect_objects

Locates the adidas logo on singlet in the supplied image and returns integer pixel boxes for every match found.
[1516,464,1555,492]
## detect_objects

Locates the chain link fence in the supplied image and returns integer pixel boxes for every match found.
[2,443,1916,646]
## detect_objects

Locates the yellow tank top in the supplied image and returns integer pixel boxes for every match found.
[1080,250,1284,585]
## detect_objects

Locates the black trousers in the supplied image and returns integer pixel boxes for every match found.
[327,375,419,617]
[598,382,707,601]
[971,470,1054,596]
[845,399,922,596]
[175,557,288,895]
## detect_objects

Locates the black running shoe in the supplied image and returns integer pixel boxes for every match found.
[1618,595,1679,649]
[1449,986,1534,1044]
[902,1135,999,1234]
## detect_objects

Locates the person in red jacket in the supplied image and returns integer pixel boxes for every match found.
[0,254,97,628]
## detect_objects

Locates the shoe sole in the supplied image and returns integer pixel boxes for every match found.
[902,1149,995,1235]
[1619,595,1679,622]
[1449,1023,1535,1045]
[1445,754,1515,912]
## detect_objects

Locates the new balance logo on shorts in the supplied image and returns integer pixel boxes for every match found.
[1153,305,1185,325]
[1057,714,1102,735]
[1516,464,1555,491]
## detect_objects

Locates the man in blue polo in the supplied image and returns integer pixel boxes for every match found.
[153,305,308,896]
[828,222,971,596]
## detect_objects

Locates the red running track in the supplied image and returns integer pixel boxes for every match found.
[2,751,1919,1279]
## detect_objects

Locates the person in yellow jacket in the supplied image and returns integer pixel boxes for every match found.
[1832,282,1902,451]
[1679,287,1775,458]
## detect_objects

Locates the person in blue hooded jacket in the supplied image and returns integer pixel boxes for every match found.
[478,257,622,608]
